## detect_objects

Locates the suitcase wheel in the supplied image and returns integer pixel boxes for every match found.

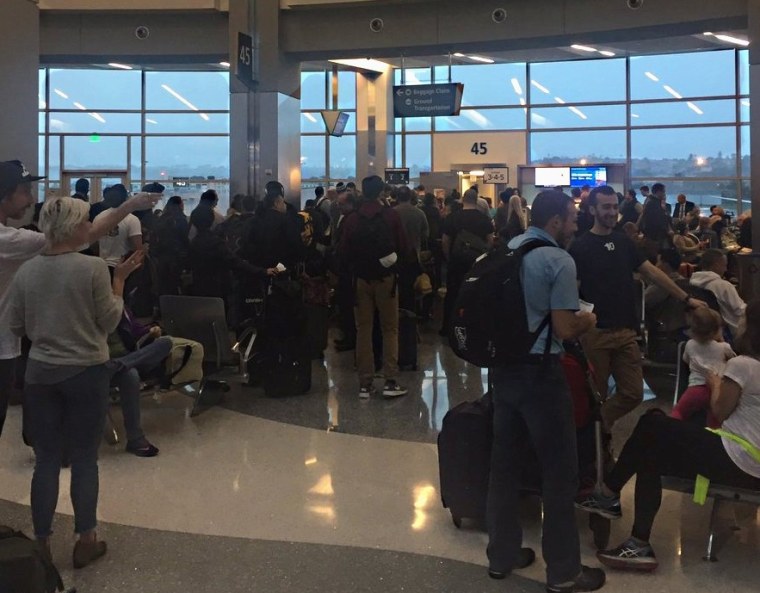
[451,513,463,529]
[589,513,610,550]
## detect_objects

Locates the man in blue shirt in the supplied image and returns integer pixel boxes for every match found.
[487,191,605,593]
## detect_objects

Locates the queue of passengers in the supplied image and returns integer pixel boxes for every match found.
[2,163,759,589]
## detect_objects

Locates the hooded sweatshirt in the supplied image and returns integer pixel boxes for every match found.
[690,270,746,337]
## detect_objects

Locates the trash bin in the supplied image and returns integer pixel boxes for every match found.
[735,252,760,302]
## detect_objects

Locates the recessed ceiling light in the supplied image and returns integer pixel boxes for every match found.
[453,52,465,58]
[219,61,230,68]
[554,97,566,104]
[663,85,683,99]
[599,50,616,57]
[741,99,751,107]
[108,62,133,70]
[644,71,659,82]
[712,33,750,47]
[686,101,704,115]
[54,89,69,99]
[568,106,587,120]
[631,113,640,118]
[510,78,523,95]
[530,80,550,94]
[571,44,597,53]
[468,55,495,63]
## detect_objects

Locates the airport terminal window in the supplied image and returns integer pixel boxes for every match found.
[631,99,737,127]
[145,71,229,111]
[434,63,527,107]
[529,58,626,104]
[63,135,128,171]
[530,129,627,164]
[631,178,741,210]
[301,71,327,110]
[739,50,749,96]
[145,113,230,134]
[329,135,357,179]
[405,134,432,178]
[145,136,230,179]
[435,108,526,131]
[630,50,735,101]
[530,104,626,129]
[39,68,231,209]
[300,69,357,186]
[301,135,327,181]
[741,125,750,177]
[390,48,749,210]
[48,112,142,135]
[337,70,357,110]
[631,126,737,178]
[49,68,142,110]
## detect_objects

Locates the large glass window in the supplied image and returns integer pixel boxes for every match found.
[530,130,627,164]
[145,71,229,111]
[434,63,527,107]
[405,135,432,177]
[631,126,737,177]
[739,50,750,96]
[49,69,141,110]
[530,104,626,129]
[630,100,737,126]
[630,50,735,100]
[40,67,231,210]
[436,108,526,131]
[530,58,626,104]
[299,69,357,187]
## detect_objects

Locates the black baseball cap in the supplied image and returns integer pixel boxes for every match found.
[0,160,44,196]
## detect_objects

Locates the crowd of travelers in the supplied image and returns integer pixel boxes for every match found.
[2,161,760,591]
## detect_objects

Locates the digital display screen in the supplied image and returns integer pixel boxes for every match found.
[534,167,570,187]
[570,166,608,188]
[331,112,350,137]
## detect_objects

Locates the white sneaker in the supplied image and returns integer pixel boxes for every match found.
[382,381,408,398]
[359,385,375,399]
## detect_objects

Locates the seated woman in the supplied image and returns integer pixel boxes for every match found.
[576,300,760,571]
[7,196,143,568]
[672,220,703,263]
[107,307,173,457]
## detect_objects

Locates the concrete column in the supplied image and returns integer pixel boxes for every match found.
[0,0,40,177]
[229,0,301,203]
[356,68,394,180]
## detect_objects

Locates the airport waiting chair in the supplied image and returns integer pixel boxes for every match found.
[159,295,256,416]
[662,476,760,561]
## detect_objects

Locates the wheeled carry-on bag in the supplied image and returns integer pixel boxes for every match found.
[437,347,611,548]
[262,339,312,397]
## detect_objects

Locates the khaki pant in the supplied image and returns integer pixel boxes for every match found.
[355,276,398,386]
[580,328,643,431]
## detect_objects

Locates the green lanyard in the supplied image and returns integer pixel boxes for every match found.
[693,428,760,505]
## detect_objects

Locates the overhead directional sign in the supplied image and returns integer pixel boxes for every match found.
[393,83,464,118]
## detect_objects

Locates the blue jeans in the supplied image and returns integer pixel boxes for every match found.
[25,364,110,537]
[486,359,581,585]
[107,337,172,442]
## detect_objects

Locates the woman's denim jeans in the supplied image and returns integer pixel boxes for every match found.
[25,364,110,537]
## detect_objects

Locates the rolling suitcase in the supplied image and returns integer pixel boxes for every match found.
[398,308,419,371]
[437,394,493,528]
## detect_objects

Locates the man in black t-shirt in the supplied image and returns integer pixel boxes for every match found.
[439,188,493,336]
[569,186,706,432]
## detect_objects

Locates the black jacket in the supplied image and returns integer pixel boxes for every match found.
[188,230,267,299]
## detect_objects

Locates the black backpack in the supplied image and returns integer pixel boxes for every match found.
[352,209,396,281]
[449,239,554,368]
[0,527,65,593]
[451,229,489,268]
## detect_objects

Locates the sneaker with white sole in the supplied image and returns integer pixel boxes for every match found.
[359,385,376,399]
[382,380,408,398]
[575,489,622,520]
[597,538,658,571]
